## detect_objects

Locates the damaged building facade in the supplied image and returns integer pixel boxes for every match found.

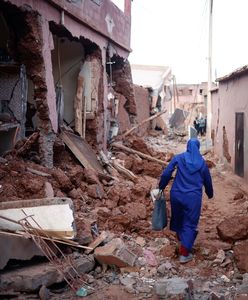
[131,64,173,134]
[211,65,248,180]
[0,0,135,167]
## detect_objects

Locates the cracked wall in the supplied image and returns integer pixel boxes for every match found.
[0,2,56,167]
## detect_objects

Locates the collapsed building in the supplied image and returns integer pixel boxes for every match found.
[131,64,173,133]
[0,0,135,167]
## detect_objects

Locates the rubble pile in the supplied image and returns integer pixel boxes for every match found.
[0,132,248,299]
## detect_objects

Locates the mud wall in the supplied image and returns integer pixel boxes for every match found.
[211,74,248,180]
[117,85,150,136]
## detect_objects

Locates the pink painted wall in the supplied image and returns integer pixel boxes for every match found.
[211,73,248,181]
[8,0,131,148]
[9,0,131,52]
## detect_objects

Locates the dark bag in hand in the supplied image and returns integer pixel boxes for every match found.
[151,191,167,231]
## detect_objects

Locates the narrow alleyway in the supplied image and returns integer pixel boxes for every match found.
[0,132,247,299]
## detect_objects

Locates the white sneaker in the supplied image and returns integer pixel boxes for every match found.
[179,253,193,264]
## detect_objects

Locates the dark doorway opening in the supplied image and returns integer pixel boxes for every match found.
[235,112,244,177]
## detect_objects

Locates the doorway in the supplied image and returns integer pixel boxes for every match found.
[235,112,244,177]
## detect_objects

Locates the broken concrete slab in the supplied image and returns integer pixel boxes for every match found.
[154,277,189,298]
[94,238,137,267]
[0,253,95,292]
[0,231,44,270]
[0,197,76,239]
[169,108,189,128]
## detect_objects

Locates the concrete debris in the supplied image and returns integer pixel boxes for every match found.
[0,253,95,292]
[169,108,189,129]
[0,231,44,270]
[154,277,189,299]
[157,262,173,275]
[135,236,146,247]
[0,197,76,239]
[0,118,247,299]
[94,238,137,267]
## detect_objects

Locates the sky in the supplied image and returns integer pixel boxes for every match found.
[112,0,248,84]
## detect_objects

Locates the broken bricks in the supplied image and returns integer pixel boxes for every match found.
[94,238,137,268]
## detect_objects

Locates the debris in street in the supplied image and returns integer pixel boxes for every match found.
[0,231,43,270]
[111,142,167,165]
[0,253,95,292]
[94,238,137,267]
[122,109,167,137]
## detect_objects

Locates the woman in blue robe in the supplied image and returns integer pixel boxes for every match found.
[159,138,213,263]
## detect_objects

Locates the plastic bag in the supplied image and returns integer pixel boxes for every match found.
[151,190,167,231]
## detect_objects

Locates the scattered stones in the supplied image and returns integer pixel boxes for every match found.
[119,275,136,287]
[154,277,189,299]
[157,262,172,275]
[143,249,158,267]
[213,249,226,265]
[220,275,230,283]
[0,253,95,292]
[135,236,146,247]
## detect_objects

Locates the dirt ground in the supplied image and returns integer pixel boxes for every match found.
[0,132,248,299]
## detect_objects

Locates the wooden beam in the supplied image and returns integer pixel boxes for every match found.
[122,109,167,137]
[74,71,84,137]
[111,142,167,166]
[111,160,138,182]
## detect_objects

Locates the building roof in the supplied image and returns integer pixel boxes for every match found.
[131,64,172,91]
[217,65,248,82]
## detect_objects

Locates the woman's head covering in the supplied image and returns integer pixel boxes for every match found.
[183,138,204,174]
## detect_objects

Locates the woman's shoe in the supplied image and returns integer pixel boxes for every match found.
[179,253,193,264]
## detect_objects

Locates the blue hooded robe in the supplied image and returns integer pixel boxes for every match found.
[159,138,213,251]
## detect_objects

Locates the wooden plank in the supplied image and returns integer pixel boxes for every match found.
[0,230,92,250]
[111,142,167,166]
[86,231,108,254]
[60,130,103,173]
[122,109,167,137]
[111,160,138,182]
